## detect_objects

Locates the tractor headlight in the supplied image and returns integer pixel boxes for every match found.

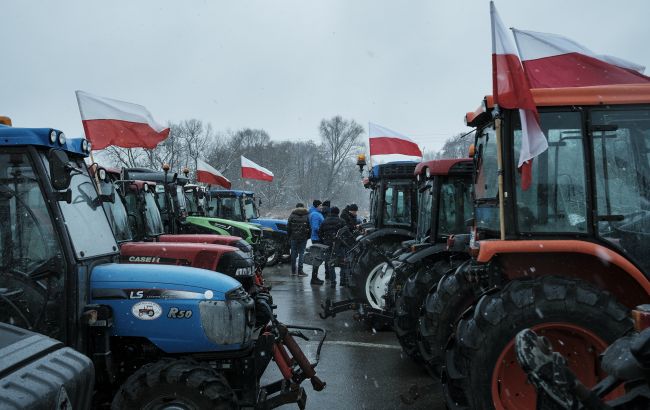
[81,139,88,152]
[49,130,57,144]
[58,132,66,145]
[199,286,254,345]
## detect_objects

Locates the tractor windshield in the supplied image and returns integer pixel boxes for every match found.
[175,185,188,215]
[210,195,245,221]
[474,124,500,233]
[143,191,164,236]
[514,110,587,233]
[243,195,259,220]
[44,155,117,259]
[591,107,650,273]
[100,180,134,243]
[382,181,413,227]
[438,176,472,237]
[416,183,433,240]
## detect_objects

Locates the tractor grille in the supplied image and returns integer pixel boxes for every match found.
[377,163,417,178]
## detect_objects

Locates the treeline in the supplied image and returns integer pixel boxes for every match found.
[102,116,370,216]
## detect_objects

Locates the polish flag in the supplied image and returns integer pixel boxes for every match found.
[241,156,274,182]
[491,2,547,190]
[196,159,231,188]
[512,29,650,89]
[368,123,423,165]
[75,90,169,150]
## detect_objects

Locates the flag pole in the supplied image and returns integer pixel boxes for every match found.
[494,109,506,241]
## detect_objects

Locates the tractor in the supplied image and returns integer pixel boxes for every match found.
[209,188,289,266]
[0,122,326,409]
[436,85,650,410]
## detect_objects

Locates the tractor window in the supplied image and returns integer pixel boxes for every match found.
[474,124,500,232]
[369,189,379,226]
[212,196,245,221]
[143,192,164,236]
[514,111,586,233]
[46,156,118,259]
[416,184,433,240]
[244,197,258,220]
[0,151,66,340]
[438,176,472,237]
[383,182,412,226]
[100,181,133,243]
[175,185,188,213]
[592,108,650,273]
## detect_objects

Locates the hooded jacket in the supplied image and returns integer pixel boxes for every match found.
[319,215,346,246]
[309,206,325,241]
[287,207,311,241]
[341,207,358,231]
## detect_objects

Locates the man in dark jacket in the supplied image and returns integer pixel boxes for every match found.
[287,203,311,277]
[341,204,359,232]
[319,206,346,287]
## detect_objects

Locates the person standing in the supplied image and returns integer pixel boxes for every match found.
[309,200,325,285]
[319,206,346,287]
[287,203,310,277]
[341,204,359,232]
[321,200,331,217]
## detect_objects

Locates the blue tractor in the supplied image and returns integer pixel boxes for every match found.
[0,120,325,409]
[209,189,289,266]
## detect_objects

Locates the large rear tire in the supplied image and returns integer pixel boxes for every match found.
[112,358,238,410]
[418,262,476,377]
[443,276,631,410]
[393,260,450,362]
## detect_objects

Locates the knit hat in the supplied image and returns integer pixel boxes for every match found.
[348,203,358,211]
[313,200,322,207]
[296,202,305,208]
[330,206,340,215]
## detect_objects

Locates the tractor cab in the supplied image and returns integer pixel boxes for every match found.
[437,85,650,409]
[184,183,209,216]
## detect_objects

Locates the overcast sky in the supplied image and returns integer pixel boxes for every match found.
[2,0,649,153]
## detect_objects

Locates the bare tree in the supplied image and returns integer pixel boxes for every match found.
[319,116,364,199]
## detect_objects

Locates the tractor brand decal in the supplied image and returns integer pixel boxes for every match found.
[131,301,162,320]
[93,288,206,300]
[168,307,193,319]
[127,256,161,263]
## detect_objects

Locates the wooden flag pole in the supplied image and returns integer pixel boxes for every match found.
[495,116,506,241]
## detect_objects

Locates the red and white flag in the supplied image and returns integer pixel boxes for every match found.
[491,2,547,190]
[512,29,650,88]
[368,123,423,165]
[196,159,231,188]
[75,90,169,150]
[241,156,274,182]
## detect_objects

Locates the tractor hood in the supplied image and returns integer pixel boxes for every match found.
[159,234,242,246]
[119,242,239,271]
[250,218,288,232]
[91,263,240,298]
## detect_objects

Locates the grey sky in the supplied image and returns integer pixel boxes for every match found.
[2,0,649,153]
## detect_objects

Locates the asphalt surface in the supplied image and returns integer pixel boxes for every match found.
[260,263,446,410]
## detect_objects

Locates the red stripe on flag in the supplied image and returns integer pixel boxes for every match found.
[82,119,169,150]
[369,137,422,157]
[519,160,533,191]
[242,166,273,182]
[522,52,650,89]
[197,169,232,188]
[493,53,538,115]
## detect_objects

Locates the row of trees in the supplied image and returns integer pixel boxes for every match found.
[102,116,369,216]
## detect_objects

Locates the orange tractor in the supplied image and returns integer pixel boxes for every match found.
[437,84,650,409]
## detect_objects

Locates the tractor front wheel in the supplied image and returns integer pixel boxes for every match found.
[444,276,631,410]
[111,358,238,410]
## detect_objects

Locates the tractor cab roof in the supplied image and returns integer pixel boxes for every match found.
[0,125,91,157]
[209,189,254,197]
[123,168,189,185]
[414,158,473,177]
[465,84,650,127]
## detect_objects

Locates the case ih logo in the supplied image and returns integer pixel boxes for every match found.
[128,256,161,263]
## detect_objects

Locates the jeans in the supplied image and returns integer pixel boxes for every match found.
[324,245,343,282]
[290,239,307,273]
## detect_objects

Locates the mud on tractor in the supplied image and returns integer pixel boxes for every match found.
[0,124,326,409]
[434,85,650,410]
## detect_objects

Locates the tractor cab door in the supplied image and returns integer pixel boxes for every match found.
[381,180,414,230]
[0,150,67,342]
[591,107,650,274]
[435,175,473,240]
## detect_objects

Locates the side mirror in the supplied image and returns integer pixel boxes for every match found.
[48,149,72,191]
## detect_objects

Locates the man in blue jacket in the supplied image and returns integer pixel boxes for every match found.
[309,200,325,285]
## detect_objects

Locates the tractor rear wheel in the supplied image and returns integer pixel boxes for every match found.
[393,260,450,362]
[112,358,238,410]
[444,276,631,410]
[418,262,476,378]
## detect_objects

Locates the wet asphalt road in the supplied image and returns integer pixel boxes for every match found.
[260,263,446,410]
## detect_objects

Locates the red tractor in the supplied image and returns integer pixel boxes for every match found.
[437,85,650,410]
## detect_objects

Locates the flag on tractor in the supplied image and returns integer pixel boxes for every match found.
[511,29,650,89]
[490,1,547,190]
[241,156,274,182]
[196,159,231,188]
[75,90,169,150]
[368,123,422,165]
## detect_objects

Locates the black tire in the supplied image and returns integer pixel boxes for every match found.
[112,358,238,410]
[444,276,632,410]
[393,260,450,362]
[418,262,476,377]
[264,239,280,267]
[351,242,398,307]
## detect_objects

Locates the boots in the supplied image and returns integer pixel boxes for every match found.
[310,271,324,285]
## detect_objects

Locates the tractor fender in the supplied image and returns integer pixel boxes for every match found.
[90,264,253,353]
[476,239,650,309]
[404,243,447,264]
[360,227,414,245]
[120,242,238,271]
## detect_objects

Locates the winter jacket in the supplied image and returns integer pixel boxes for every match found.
[340,207,357,231]
[319,216,346,246]
[287,207,311,241]
[309,206,324,241]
